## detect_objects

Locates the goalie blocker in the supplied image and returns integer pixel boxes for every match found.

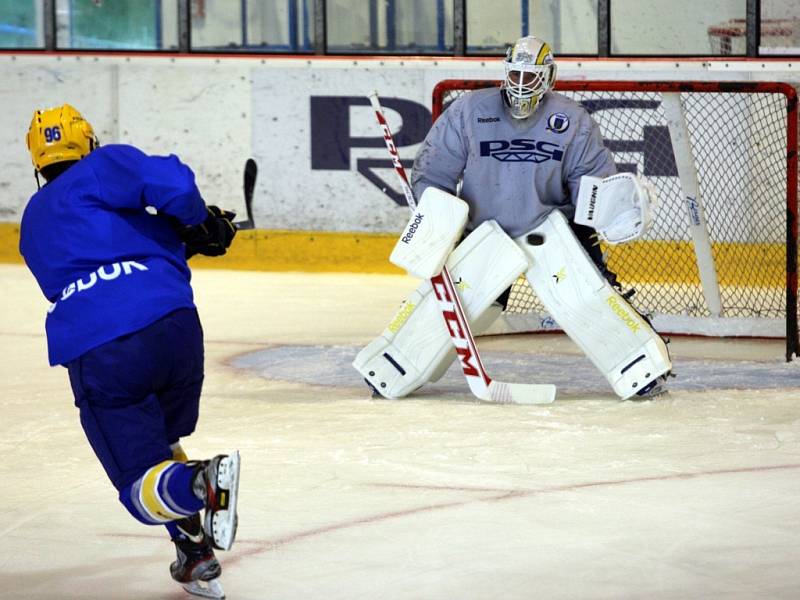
[389,187,470,279]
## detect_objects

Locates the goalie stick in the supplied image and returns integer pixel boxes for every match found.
[368,92,556,405]
[234,158,257,230]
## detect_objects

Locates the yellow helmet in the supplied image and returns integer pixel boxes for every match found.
[26,104,97,171]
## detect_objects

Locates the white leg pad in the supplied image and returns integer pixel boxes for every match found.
[354,220,528,398]
[516,210,671,399]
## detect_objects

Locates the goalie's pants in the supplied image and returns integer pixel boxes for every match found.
[497,219,619,308]
[65,308,203,494]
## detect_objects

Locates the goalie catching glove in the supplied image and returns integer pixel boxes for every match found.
[172,205,238,259]
[574,173,658,245]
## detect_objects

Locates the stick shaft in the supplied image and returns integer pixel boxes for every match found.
[368,91,492,394]
[368,92,418,211]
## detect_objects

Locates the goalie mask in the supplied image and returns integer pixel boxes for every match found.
[27,103,98,172]
[501,36,557,120]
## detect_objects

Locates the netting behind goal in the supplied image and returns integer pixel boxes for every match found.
[707,19,800,55]
[431,80,799,359]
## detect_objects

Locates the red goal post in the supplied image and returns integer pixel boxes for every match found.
[430,79,799,360]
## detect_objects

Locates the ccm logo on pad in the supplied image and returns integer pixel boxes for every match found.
[401,213,424,243]
[479,139,564,163]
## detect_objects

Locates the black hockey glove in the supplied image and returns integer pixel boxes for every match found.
[178,205,238,259]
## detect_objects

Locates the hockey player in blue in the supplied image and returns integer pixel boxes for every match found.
[21,104,240,599]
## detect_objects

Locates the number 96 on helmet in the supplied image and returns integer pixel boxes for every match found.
[26,103,98,172]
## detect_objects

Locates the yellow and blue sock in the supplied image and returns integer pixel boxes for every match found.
[120,460,203,525]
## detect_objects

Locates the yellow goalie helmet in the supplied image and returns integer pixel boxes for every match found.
[26,104,98,171]
[502,36,557,120]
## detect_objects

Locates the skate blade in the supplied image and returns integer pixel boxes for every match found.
[182,578,225,599]
[211,451,240,551]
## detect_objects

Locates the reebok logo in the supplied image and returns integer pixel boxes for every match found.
[606,295,641,333]
[401,213,424,243]
[388,301,416,333]
[48,261,149,314]
[477,117,501,123]
[479,139,564,163]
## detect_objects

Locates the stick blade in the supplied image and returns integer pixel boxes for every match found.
[487,381,557,405]
[236,158,257,230]
[244,158,257,200]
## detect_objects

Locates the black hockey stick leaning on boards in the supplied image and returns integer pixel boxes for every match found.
[368,92,556,405]
[234,158,258,230]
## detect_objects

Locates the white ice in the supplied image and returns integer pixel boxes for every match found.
[1,264,799,599]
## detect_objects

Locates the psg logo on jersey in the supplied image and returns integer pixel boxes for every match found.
[546,112,570,133]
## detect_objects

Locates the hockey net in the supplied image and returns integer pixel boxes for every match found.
[708,18,800,55]
[430,79,799,359]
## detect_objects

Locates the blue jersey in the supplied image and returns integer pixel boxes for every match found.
[19,144,208,366]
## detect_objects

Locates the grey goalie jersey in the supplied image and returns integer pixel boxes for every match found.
[411,87,616,237]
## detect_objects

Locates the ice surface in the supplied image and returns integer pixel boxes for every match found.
[1,265,799,600]
[231,344,800,395]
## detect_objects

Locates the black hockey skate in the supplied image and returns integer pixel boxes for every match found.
[191,452,241,551]
[170,514,225,599]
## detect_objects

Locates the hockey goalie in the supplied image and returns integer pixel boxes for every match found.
[354,35,671,401]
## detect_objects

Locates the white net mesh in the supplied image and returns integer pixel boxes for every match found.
[432,80,798,353]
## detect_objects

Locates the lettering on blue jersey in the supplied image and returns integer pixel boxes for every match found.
[477,117,501,123]
[479,139,564,163]
[546,113,570,133]
[48,261,149,314]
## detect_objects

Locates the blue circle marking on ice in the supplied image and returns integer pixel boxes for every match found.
[230,345,799,396]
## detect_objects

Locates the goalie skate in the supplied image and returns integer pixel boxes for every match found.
[192,452,241,551]
[634,373,670,399]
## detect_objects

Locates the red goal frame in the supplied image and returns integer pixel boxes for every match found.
[431,79,799,359]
